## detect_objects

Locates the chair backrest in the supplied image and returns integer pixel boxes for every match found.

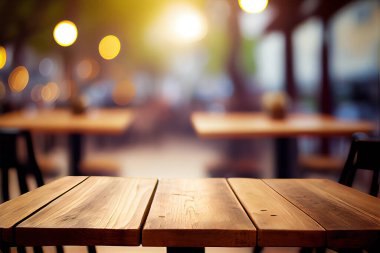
[338,132,380,196]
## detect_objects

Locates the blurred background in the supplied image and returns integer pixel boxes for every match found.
[0,0,379,252]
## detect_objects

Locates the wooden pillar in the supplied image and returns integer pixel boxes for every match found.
[320,17,332,154]
[284,28,297,102]
[320,18,332,115]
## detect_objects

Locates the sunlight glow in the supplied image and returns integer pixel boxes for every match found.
[9,66,29,92]
[239,0,268,14]
[99,35,121,60]
[149,4,207,46]
[0,46,6,69]
[169,5,207,44]
[53,20,78,47]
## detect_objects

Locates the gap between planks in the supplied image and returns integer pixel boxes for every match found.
[137,177,159,245]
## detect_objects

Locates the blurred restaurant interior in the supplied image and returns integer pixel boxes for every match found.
[0,0,379,252]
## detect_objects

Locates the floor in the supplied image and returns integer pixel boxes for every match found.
[6,133,344,253]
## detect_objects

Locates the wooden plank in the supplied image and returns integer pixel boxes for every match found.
[0,176,88,243]
[307,179,380,222]
[15,177,157,246]
[264,179,380,249]
[228,178,325,247]
[142,178,256,247]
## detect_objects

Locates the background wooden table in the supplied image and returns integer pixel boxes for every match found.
[0,108,134,175]
[0,177,379,251]
[191,112,376,177]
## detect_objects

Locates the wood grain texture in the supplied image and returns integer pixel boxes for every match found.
[191,112,375,138]
[264,179,380,248]
[0,176,87,243]
[307,179,380,222]
[0,109,133,134]
[228,178,325,247]
[16,177,157,246]
[142,178,256,247]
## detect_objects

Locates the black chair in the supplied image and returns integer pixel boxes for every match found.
[339,132,380,197]
[301,132,380,253]
[0,129,45,201]
[0,128,63,253]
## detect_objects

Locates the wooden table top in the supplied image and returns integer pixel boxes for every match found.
[191,112,376,138]
[0,108,134,134]
[0,177,379,248]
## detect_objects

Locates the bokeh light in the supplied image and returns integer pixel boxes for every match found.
[0,80,6,100]
[59,80,73,101]
[76,58,100,80]
[41,82,60,102]
[31,84,43,102]
[99,35,121,60]
[112,80,136,105]
[239,0,268,14]
[39,58,56,77]
[0,46,6,69]
[8,66,29,92]
[53,20,78,47]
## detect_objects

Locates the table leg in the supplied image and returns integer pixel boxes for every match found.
[87,246,97,253]
[167,247,205,253]
[69,134,83,176]
[274,138,297,178]
[32,246,43,253]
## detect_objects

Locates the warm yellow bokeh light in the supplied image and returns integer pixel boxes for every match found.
[9,66,29,92]
[0,46,6,69]
[41,82,60,102]
[239,0,268,13]
[53,20,78,47]
[99,35,121,60]
[112,80,136,106]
